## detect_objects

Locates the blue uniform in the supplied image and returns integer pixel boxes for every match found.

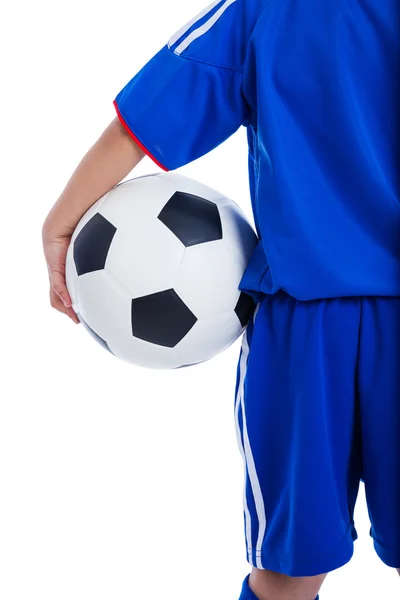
[114,0,400,577]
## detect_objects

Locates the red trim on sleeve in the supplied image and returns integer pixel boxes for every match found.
[113,99,169,172]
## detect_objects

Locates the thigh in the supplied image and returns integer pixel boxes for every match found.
[249,568,328,600]
[235,292,362,576]
[358,297,400,568]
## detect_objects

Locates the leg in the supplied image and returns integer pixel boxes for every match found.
[249,567,327,600]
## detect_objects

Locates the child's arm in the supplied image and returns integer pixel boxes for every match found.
[42,117,145,323]
[44,1,261,324]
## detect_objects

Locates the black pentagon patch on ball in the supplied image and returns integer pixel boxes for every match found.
[132,289,197,348]
[235,292,256,327]
[74,213,117,276]
[158,192,222,247]
[77,314,113,354]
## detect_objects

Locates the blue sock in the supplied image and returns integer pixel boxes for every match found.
[239,574,319,600]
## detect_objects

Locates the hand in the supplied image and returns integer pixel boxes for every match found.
[43,226,80,324]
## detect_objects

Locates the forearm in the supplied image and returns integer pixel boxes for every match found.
[42,117,145,238]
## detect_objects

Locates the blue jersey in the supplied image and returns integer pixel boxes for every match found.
[114,0,400,301]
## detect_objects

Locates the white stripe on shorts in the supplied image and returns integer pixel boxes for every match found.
[235,341,253,560]
[171,0,237,56]
[235,304,267,568]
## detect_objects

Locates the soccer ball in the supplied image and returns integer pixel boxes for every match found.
[66,173,257,369]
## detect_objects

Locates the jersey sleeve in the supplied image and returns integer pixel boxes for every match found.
[113,0,262,171]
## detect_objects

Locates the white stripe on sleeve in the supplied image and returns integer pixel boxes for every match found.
[168,0,224,48]
[172,0,237,56]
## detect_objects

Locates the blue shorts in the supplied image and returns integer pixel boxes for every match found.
[234,292,400,577]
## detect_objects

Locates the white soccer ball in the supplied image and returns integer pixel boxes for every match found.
[66,172,257,369]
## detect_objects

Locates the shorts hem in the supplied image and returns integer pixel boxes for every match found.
[246,536,355,577]
[373,538,400,569]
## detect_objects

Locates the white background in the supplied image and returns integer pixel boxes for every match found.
[1,0,399,598]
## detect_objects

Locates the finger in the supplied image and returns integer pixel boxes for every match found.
[50,289,80,324]
[66,306,80,324]
[50,287,67,313]
[50,270,73,308]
